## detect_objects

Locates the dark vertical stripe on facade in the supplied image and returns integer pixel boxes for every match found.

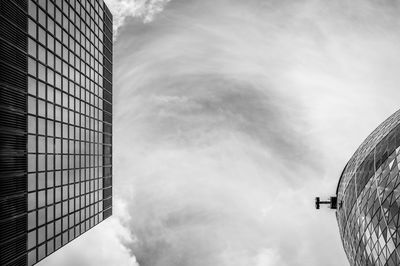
[102,3,113,220]
[0,0,28,265]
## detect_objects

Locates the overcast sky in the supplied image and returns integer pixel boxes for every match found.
[39,0,400,265]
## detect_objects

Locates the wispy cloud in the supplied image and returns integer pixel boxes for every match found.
[110,0,400,265]
[105,0,171,35]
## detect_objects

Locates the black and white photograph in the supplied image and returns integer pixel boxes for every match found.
[1,0,400,265]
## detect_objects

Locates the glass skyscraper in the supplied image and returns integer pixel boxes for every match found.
[336,109,400,266]
[0,0,113,265]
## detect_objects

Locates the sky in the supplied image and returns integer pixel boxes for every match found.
[39,0,400,265]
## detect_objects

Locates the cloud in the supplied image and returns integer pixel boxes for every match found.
[110,0,400,265]
[104,0,171,35]
[38,198,138,266]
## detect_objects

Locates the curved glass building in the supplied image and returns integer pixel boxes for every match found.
[337,109,400,266]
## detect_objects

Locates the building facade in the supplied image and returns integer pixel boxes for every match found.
[337,109,400,266]
[0,0,113,265]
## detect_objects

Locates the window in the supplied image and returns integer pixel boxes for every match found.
[28,135,36,153]
[28,173,36,192]
[47,222,54,239]
[48,18,55,36]
[38,8,46,27]
[28,192,36,211]
[38,226,45,244]
[47,119,54,136]
[38,208,46,226]
[28,77,36,95]
[55,73,61,90]
[28,96,36,114]
[38,27,46,45]
[38,154,45,171]
[28,154,36,172]
[55,106,61,121]
[28,230,36,249]
[47,189,54,205]
[29,1,37,19]
[55,154,61,169]
[56,23,62,41]
[28,57,36,76]
[28,38,36,58]
[48,239,55,254]
[38,191,46,208]
[38,81,45,99]
[38,99,46,117]
[55,138,61,154]
[48,86,54,102]
[47,68,54,85]
[28,211,36,231]
[28,115,36,133]
[29,19,36,38]
[47,171,54,187]
[38,136,46,153]
[48,1,55,18]
[55,56,62,73]
[55,89,61,105]
[38,63,46,81]
[38,118,45,135]
[47,102,54,120]
[38,45,46,63]
[38,0,46,9]
[55,122,61,138]
[47,155,54,171]
[55,203,62,220]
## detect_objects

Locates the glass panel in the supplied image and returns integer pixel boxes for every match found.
[29,1,37,19]
[38,8,45,27]
[47,222,54,240]
[47,102,54,119]
[38,27,46,45]
[28,19,36,37]
[47,137,54,154]
[47,155,54,171]
[28,249,37,266]
[38,190,46,209]
[38,45,46,64]
[38,81,45,99]
[28,231,36,249]
[38,172,45,189]
[47,189,54,205]
[28,77,36,95]
[38,208,46,226]
[38,99,46,117]
[47,171,54,187]
[28,154,36,172]
[28,173,36,192]
[48,86,54,102]
[38,154,45,171]
[28,38,36,58]
[28,211,36,230]
[38,226,45,244]
[47,120,54,136]
[26,116,37,137]
[47,51,54,68]
[38,118,45,135]
[28,57,36,76]
[38,63,46,81]
[28,135,36,153]
[28,192,36,211]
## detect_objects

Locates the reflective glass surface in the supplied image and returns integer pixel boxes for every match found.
[337,109,400,266]
[26,0,112,265]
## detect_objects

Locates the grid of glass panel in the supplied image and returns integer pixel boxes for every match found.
[26,0,111,265]
[337,110,400,266]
